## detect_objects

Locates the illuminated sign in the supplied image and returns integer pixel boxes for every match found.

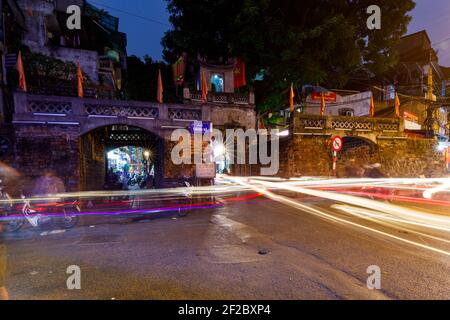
[404,111,419,123]
[311,91,337,102]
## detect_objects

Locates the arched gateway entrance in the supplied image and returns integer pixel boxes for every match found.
[337,136,380,177]
[79,125,163,191]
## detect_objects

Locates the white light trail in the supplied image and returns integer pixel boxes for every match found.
[423,180,450,199]
[227,176,450,257]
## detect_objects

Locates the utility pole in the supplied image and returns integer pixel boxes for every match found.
[425,50,439,138]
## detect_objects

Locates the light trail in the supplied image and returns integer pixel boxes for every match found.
[226,176,450,257]
[423,180,450,199]
[331,204,450,247]
[332,204,450,236]
[317,189,450,207]
[0,184,252,204]
[244,178,450,229]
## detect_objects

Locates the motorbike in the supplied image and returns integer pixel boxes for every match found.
[1,188,80,232]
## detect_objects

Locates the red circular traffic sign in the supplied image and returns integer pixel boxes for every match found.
[331,136,344,152]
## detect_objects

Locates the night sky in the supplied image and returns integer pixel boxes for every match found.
[90,0,450,66]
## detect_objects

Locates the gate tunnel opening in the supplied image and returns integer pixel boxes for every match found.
[337,136,380,178]
[79,125,163,191]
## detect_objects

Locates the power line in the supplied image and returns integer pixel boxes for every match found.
[433,36,450,47]
[88,1,171,27]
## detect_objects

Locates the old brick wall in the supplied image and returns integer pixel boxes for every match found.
[0,124,15,165]
[377,138,446,177]
[14,125,80,192]
[285,135,333,177]
[282,135,447,178]
[336,143,378,178]
[0,124,18,194]
[79,131,106,191]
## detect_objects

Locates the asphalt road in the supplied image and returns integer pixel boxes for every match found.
[3,181,450,300]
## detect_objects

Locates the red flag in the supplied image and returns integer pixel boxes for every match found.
[289,83,295,112]
[370,95,375,117]
[77,63,83,98]
[233,58,246,89]
[201,71,208,103]
[17,51,27,92]
[394,93,401,118]
[172,56,186,86]
[320,93,325,116]
[157,69,163,104]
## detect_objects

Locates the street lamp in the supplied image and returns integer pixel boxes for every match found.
[143,150,151,174]
[213,143,225,157]
[213,143,227,173]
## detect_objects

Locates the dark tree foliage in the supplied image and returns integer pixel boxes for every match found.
[162,0,415,111]
[7,49,90,89]
[124,56,178,102]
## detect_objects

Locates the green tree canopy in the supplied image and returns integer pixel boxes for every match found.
[162,0,415,111]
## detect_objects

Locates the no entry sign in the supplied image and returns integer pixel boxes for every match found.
[331,136,344,152]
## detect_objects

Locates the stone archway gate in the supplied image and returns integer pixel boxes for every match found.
[279,114,447,177]
[13,92,208,138]
[10,92,256,190]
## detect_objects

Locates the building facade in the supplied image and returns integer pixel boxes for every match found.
[15,0,127,96]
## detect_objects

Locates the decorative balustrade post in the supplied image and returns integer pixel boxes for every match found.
[369,118,375,131]
[249,91,255,105]
[325,115,333,130]
[72,97,84,116]
[159,104,168,120]
[13,92,28,114]
[398,118,405,133]
[202,105,211,121]
[183,87,190,101]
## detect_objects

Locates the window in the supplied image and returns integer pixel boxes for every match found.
[210,73,224,93]
[339,108,355,117]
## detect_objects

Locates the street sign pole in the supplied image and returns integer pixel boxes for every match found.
[331,136,343,177]
[332,151,337,177]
